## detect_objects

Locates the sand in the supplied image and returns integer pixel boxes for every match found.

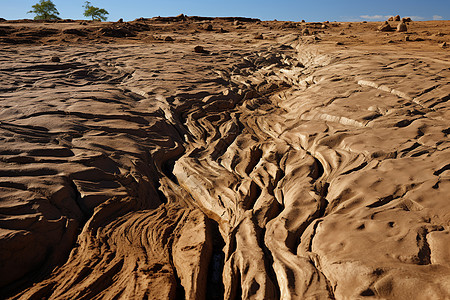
[0,16,449,299]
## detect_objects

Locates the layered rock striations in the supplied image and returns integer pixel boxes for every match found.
[0,19,449,299]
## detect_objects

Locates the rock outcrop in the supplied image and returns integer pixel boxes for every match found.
[0,18,449,300]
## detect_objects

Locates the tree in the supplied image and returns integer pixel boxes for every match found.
[28,0,60,20]
[83,2,109,21]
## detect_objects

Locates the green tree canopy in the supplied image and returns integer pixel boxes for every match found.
[83,1,109,21]
[28,0,60,20]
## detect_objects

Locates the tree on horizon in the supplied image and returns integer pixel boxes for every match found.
[83,1,109,21]
[28,0,60,20]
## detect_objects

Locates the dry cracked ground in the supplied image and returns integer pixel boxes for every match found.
[0,17,449,299]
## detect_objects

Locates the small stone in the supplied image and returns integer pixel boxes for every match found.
[204,24,213,31]
[254,33,263,39]
[336,42,344,45]
[51,56,60,63]
[164,36,174,41]
[404,35,410,41]
[219,28,227,33]
[117,18,123,23]
[440,42,448,48]
[194,45,206,53]
[397,21,407,32]
[402,17,411,22]
[378,21,393,32]
[301,20,305,23]
[321,24,327,29]
[301,28,310,36]
[388,17,394,21]
[394,15,401,21]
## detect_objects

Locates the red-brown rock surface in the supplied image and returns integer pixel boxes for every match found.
[0,17,449,299]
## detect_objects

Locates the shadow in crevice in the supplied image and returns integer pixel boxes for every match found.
[206,219,225,300]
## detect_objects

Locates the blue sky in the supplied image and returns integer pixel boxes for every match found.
[2,0,449,22]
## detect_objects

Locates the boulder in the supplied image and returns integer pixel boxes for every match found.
[394,15,401,21]
[51,56,60,63]
[402,17,412,22]
[194,45,207,53]
[378,21,393,32]
[397,21,407,32]
[301,28,310,36]
[388,17,394,21]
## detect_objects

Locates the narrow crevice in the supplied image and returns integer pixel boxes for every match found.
[206,219,225,300]
[342,162,368,175]
[174,268,186,300]
[259,228,281,299]
[433,163,450,176]
[367,195,394,208]
[161,159,179,185]
[69,179,89,220]
[245,146,263,176]
[416,227,431,265]
[233,270,243,300]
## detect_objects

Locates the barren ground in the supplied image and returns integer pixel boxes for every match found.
[0,17,449,299]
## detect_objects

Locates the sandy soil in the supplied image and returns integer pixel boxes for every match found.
[0,16,449,299]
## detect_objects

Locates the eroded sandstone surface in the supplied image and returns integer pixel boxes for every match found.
[0,17,449,299]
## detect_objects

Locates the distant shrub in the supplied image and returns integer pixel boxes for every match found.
[28,0,60,20]
[83,1,109,22]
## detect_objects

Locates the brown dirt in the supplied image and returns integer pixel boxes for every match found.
[0,16,449,299]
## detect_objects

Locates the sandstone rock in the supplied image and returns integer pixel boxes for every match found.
[194,45,206,53]
[254,33,263,39]
[402,17,412,22]
[388,17,394,21]
[378,21,393,32]
[394,15,401,21]
[397,21,407,32]
[176,14,186,21]
[204,24,213,31]
[301,28,310,36]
